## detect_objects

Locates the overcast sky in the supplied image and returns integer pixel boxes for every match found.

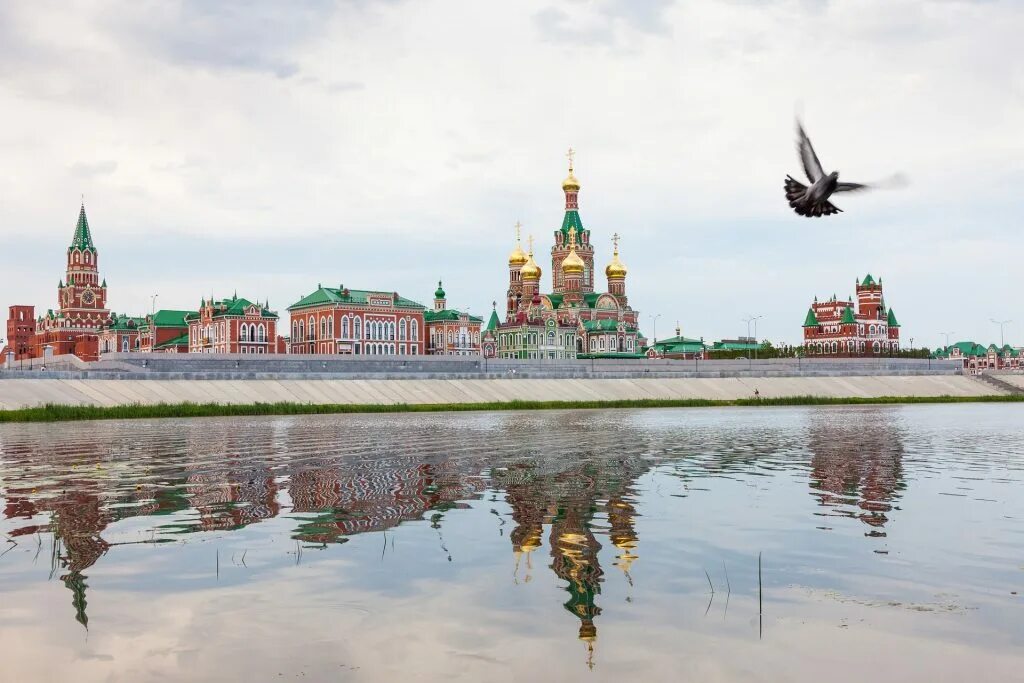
[1,0,1021,348]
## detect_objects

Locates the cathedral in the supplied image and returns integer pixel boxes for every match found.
[483,150,645,359]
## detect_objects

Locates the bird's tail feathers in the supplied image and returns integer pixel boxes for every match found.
[784,175,806,204]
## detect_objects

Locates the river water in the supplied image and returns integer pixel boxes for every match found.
[1,405,1022,682]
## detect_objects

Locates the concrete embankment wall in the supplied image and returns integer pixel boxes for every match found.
[0,375,999,410]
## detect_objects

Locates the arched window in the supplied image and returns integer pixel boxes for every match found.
[84,252,90,264]
[241,325,249,342]
[292,321,298,340]
[328,316,334,338]
[354,317,362,339]
[872,341,880,353]
[400,319,407,341]
[342,316,350,338]
[411,320,418,341]
[258,323,266,343]
[831,341,838,354]
[299,319,305,342]
[122,338,128,352]
[308,316,316,340]
[389,344,395,354]
[389,322,395,340]
[320,316,328,338]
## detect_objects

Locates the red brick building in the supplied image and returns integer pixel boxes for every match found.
[287,285,426,355]
[140,310,194,353]
[4,203,111,361]
[97,315,144,354]
[424,281,482,355]
[6,305,37,360]
[802,274,901,356]
[186,295,279,354]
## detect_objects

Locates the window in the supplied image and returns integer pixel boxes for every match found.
[354,317,362,339]
[258,324,266,343]
[298,320,304,342]
[872,341,880,353]
[292,321,298,340]
[321,316,328,339]
[411,319,418,341]
[308,316,316,340]
[400,319,407,341]
[342,316,350,338]
[241,325,249,342]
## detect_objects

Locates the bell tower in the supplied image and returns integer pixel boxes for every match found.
[551,148,595,294]
[59,202,109,330]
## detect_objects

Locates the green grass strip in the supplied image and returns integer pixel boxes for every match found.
[0,394,1020,423]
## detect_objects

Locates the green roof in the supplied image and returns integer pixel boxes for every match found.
[886,308,900,327]
[485,308,500,332]
[840,306,856,324]
[70,203,96,252]
[434,280,446,300]
[560,209,587,238]
[105,315,145,331]
[147,309,194,328]
[651,335,705,354]
[580,318,634,332]
[711,340,760,350]
[803,308,819,327]
[861,273,876,286]
[288,287,424,312]
[423,308,483,324]
[154,333,189,349]
[187,296,278,321]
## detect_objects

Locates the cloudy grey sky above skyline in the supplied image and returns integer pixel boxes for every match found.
[1,0,1021,348]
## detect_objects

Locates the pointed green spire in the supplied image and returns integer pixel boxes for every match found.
[101,278,106,288]
[486,303,500,331]
[861,273,876,286]
[70,202,96,252]
[840,306,856,324]
[803,308,818,327]
[887,308,900,327]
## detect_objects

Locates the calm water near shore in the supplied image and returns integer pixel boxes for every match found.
[1,405,1022,682]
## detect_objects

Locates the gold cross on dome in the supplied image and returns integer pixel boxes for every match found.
[612,232,620,253]
[514,220,522,243]
[527,234,534,254]
[566,146,575,171]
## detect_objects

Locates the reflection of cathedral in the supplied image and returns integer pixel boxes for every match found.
[484,150,646,359]
[497,453,647,669]
[807,410,906,532]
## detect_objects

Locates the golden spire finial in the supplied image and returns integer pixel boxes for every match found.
[566,146,575,173]
[527,234,534,255]
[612,232,620,255]
[514,220,522,243]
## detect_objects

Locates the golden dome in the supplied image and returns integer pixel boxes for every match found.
[521,252,541,281]
[508,243,528,267]
[605,233,627,278]
[562,170,580,192]
[562,248,585,275]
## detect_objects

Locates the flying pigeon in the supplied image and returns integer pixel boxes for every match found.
[784,120,897,217]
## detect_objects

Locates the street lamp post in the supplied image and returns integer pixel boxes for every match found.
[991,319,1012,348]
[150,294,159,315]
[649,314,661,345]
[939,331,955,349]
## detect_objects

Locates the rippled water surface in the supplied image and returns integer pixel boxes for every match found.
[2,405,1023,682]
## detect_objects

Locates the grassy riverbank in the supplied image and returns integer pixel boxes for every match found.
[0,394,1021,423]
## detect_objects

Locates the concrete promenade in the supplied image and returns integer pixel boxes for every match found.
[0,375,1002,411]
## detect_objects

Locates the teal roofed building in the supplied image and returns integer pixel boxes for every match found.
[933,341,1021,374]
[187,294,280,355]
[802,273,901,356]
[423,280,484,355]
[649,325,706,359]
[287,284,426,356]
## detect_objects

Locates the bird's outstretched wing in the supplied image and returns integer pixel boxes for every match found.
[834,182,868,193]
[796,120,824,183]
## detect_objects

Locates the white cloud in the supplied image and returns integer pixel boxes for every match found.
[0,0,1021,348]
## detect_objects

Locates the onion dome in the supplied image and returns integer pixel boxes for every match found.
[562,169,580,192]
[605,236,627,278]
[562,247,585,275]
[508,241,528,267]
[434,280,446,299]
[521,252,541,281]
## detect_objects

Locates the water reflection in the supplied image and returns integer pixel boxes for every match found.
[808,410,906,534]
[2,406,1023,681]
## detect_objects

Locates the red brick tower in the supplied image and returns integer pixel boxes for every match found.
[506,221,528,318]
[6,305,36,359]
[856,274,884,321]
[57,203,109,329]
[551,148,595,294]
